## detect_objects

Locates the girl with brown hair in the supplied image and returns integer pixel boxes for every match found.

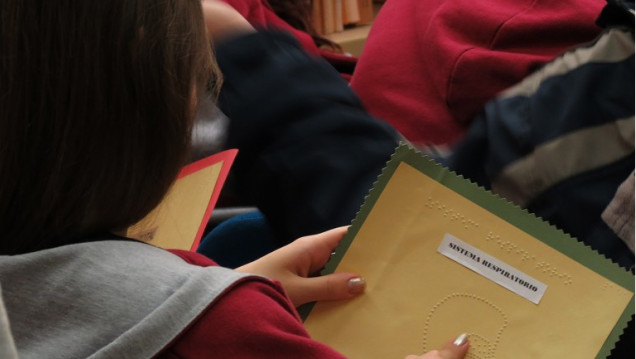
[0,1,467,357]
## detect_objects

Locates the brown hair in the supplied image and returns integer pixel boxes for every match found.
[268,0,342,52]
[0,0,217,254]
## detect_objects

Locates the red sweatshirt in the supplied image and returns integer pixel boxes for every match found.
[159,250,345,359]
[350,0,605,146]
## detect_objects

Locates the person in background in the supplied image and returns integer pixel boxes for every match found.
[266,0,343,52]
[446,0,634,273]
[197,0,401,268]
[445,1,634,357]
[0,0,468,358]
[210,0,359,80]
[350,0,605,148]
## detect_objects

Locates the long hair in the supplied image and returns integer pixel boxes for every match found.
[268,0,342,52]
[0,0,218,254]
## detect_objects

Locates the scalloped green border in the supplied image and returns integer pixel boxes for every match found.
[300,143,634,358]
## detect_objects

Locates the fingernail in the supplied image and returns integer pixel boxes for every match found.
[453,333,468,346]
[347,277,366,294]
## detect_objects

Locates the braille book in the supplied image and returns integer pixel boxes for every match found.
[302,144,634,359]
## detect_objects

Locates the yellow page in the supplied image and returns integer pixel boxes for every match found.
[126,150,236,251]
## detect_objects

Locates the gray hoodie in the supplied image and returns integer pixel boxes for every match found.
[0,240,248,359]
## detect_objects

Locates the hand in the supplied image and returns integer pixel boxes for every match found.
[237,227,366,307]
[405,334,470,359]
[201,0,255,44]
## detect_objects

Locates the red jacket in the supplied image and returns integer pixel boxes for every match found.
[350,0,605,146]
[158,250,345,358]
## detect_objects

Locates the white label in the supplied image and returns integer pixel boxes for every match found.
[437,233,547,304]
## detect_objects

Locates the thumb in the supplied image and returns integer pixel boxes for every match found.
[438,334,470,359]
[291,273,365,306]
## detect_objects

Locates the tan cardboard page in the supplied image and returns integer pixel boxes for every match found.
[126,150,236,251]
